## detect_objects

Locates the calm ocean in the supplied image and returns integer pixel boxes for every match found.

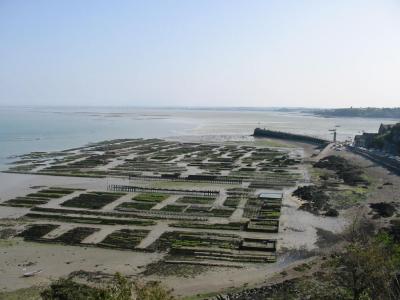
[0,106,397,169]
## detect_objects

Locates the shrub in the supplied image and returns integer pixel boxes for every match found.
[41,273,175,300]
[41,278,106,300]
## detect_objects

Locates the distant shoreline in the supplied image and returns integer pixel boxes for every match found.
[1,107,396,170]
[311,107,400,119]
[2,105,400,117]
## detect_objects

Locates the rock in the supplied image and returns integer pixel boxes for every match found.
[324,208,339,217]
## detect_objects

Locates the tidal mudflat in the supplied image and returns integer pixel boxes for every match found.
[0,137,353,297]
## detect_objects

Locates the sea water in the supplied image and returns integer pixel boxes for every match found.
[0,106,398,169]
[0,106,194,168]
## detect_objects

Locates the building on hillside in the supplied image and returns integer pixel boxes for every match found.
[353,123,400,156]
[353,132,376,148]
[378,124,394,135]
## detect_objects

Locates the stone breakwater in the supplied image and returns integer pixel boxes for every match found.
[253,128,329,146]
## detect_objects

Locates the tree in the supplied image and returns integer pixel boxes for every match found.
[327,233,400,300]
[294,218,400,300]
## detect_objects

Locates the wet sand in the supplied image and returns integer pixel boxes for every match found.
[0,240,162,292]
[1,137,396,298]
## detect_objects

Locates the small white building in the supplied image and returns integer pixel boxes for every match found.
[258,192,283,200]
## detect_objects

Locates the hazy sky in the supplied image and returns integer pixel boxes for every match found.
[1,0,400,108]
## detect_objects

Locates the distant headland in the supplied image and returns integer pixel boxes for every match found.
[311,107,400,119]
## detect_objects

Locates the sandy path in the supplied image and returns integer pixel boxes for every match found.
[151,195,180,210]
[213,188,227,207]
[230,197,247,221]
[40,190,84,209]
[96,157,127,171]
[82,227,116,244]
[136,223,166,249]
[42,224,76,239]
[314,142,335,161]
[101,193,135,211]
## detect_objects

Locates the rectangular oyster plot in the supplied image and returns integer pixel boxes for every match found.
[61,192,126,209]
[4,138,303,269]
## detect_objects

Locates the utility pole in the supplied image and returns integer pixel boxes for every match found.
[329,128,337,143]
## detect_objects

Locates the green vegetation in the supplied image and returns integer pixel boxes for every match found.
[98,229,149,250]
[117,202,155,210]
[314,107,400,118]
[258,210,280,219]
[149,231,241,252]
[293,185,330,213]
[53,227,99,245]
[171,222,245,231]
[32,206,136,218]
[371,123,400,155]
[253,138,294,148]
[41,273,175,300]
[160,204,187,212]
[176,196,215,205]
[18,224,59,240]
[293,262,312,272]
[218,220,400,300]
[171,238,235,250]
[223,196,242,208]
[0,286,42,300]
[314,155,368,186]
[1,197,50,207]
[246,219,279,233]
[3,139,291,269]
[42,278,105,300]
[146,231,276,263]
[243,196,282,220]
[294,155,371,214]
[330,186,369,208]
[24,213,155,226]
[133,193,169,203]
[142,261,210,278]
[19,225,99,245]
[292,232,400,300]
[211,208,234,217]
[1,187,78,208]
[331,233,400,299]
[185,206,211,214]
[61,192,125,209]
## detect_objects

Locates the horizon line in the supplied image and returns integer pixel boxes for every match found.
[0,105,399,110]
